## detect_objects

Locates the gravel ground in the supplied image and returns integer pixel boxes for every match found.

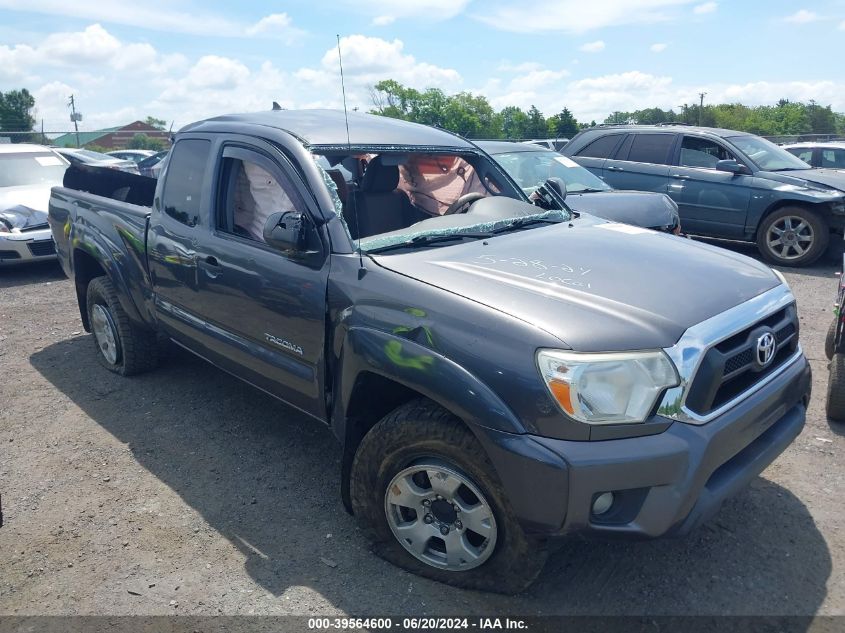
[0,244,843,617]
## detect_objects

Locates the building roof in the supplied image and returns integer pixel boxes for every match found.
[51,127,121,148]
[181,109,474,149]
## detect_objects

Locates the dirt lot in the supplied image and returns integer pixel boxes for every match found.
[0,244,843,617]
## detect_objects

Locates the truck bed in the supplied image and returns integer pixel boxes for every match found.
[49,165,156,329]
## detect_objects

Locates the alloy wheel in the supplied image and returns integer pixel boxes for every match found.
[765,215,814,261]
[384,461,497,571]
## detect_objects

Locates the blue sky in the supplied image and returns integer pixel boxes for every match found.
[0,0,842,133]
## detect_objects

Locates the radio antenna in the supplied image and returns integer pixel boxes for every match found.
[337,34,365,273]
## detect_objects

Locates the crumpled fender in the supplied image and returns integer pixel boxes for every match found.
[71,225,145,331]
[333,325,526,441]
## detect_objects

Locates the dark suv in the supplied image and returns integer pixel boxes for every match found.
[564,125,845,266]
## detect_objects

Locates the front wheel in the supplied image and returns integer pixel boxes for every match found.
[349,399,547,594]
[756,207,829,267]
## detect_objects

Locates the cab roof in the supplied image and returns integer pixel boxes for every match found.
[180,109,475,149]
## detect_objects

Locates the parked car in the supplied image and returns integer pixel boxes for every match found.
[137,150,168,178]
[563,125,845,266]
[54,148,139,175]
[0,143,68,264]
[524,138,569,151]
[825,243,845,421]
[783,142,845,171]
[478,140,680,233]
[107,149,156,164]
[49,109,809,593]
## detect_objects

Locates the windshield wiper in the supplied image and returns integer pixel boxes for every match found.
[575,187,607,193]
[366,232,492,254]
[489,216,565,234]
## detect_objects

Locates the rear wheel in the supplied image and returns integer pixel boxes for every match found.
[350,399,547,594]
[827,353,845,423]
[756,207,828,267]
[86,276,159,376]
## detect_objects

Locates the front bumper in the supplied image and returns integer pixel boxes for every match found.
[0,227,57,264]
[476,352,811,538]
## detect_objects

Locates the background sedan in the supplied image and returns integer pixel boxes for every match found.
[784,142,845,171]
[0,144,68,264]
[478,140,681,233]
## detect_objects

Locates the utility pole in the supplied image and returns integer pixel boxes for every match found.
[698,92,707,126]
[67,94,82,148]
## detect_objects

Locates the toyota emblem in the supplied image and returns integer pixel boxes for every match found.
[756,331,776,368]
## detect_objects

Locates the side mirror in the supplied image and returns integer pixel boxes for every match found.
[543,177,567,201]
[533,177,567,210]
[263,211,305,251]
[716,159,747,175]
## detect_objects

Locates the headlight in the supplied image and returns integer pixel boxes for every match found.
[772,267,790,289]
[662,194,679,213]
[537,349,679,424]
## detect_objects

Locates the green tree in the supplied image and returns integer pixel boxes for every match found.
[442,92,500,138]
[499,106,530,139]
[127,133,165,151]
[548,107,579,137]
[144,116,167,131]
[807,101,837,134]
[525,105,546,138]
[0,89,36,143]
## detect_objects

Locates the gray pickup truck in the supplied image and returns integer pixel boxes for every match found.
[49,109,811,593]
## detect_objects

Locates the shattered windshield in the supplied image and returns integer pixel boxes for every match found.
[313,149,569,253]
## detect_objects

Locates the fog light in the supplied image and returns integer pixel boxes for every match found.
[592,492,614,516]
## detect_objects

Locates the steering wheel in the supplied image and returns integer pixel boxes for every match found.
[444,192,486,215]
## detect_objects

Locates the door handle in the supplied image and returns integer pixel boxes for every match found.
[607,166,624,172]
[198,255,223,278]
[670,174,690,180]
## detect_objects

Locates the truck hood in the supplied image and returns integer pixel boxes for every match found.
[373,216,780,351]
[565,190,677,230]
[760,168,845,194]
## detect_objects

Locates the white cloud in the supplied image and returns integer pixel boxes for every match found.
[0,24,188,78]
[650,42,668,53]
[693,2,717,14]
[482,68,845,125]
[497,61,544,73]
[296,35,460,108]
[476,0,694,33]
[579,40,605,53]
[783,10,819,24]
[342,0,471,25]
[0,0,306,39]
[245,13,305,43]
[508,69,570,93]
[151,58,294,124]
